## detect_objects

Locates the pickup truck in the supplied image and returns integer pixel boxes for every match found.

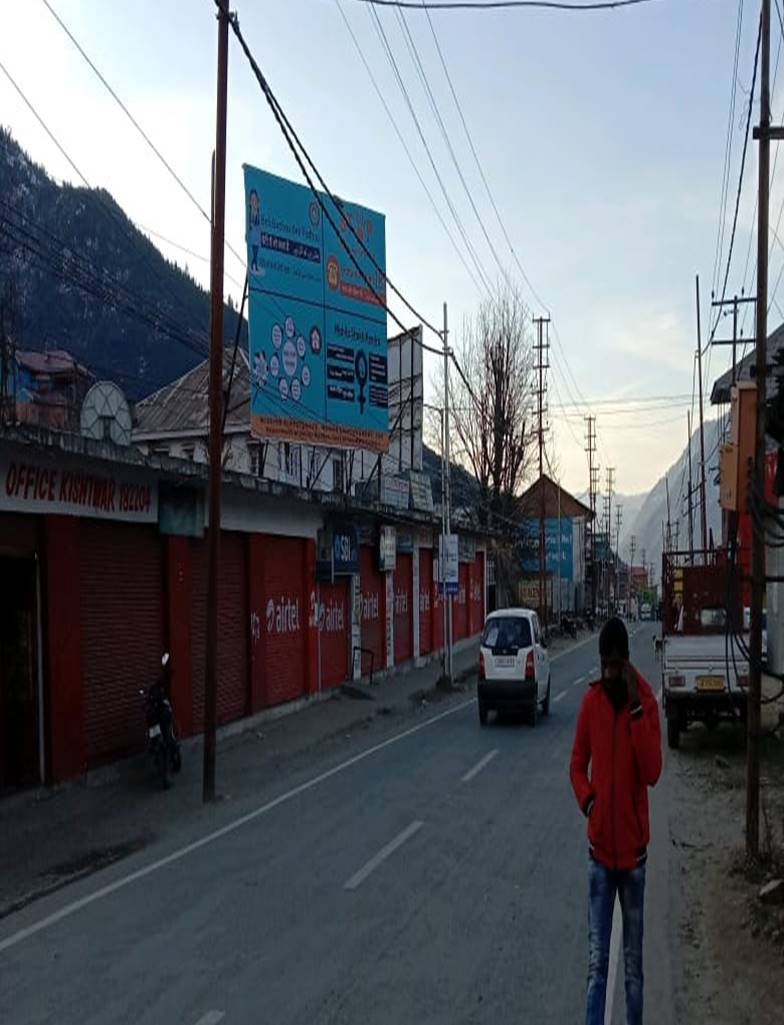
[661,553,748,750]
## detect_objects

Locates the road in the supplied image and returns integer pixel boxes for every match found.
[0,625,675,1025]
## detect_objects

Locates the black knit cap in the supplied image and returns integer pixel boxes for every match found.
[599,616,629,660]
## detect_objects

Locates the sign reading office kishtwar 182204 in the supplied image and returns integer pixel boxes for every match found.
[244,165,389,453]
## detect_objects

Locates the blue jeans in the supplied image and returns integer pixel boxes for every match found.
[585,857,646,1025]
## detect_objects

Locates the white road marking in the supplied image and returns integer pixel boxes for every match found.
[193,1013,225,1025]
[461,749,498,783]
[344,820,424,891]
[554,691,568,704]
[0,700,475,954]
[605,895,623,1025]
[571,675,586,688]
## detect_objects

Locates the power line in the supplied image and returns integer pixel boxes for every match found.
[333,0,487,294]
[39,0,247,276]
[350,0,658,11]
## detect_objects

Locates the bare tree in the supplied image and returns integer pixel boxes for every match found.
[430,286,536,526]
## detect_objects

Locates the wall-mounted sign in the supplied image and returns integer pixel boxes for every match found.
[381,475,410,510]
[378,525,396,572]
[333,523,359,575]
[438,533,459,595]
[0,453,157,524]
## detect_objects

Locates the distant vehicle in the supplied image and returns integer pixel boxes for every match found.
[661,553,748,750]
[477,608,551,726]
[640,602,652,621]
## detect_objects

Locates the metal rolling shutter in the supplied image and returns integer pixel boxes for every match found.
[359,546,384,675]
[393,554,413,664]
[191,533,249,731]
[80,521,163,767]
[419,549,433,655]
[470,552,485,635]
[454,562,470,641]
[318,579,349,689]
[263,536,307,707]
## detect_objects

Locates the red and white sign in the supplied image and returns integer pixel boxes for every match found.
[1,454,157,523]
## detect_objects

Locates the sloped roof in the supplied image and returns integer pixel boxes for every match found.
[133,349,250,437]
[15,348,91,377]
[710,322,784,404]
[517,474,593,520]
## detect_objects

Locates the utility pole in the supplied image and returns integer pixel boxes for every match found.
[615,504,623,611]
[696,275,709,554]
[585,415,598,615]
[687,411,695,562]
[665,476,673,553]
[748,0,773,860]
[629,534,637,615]
[203,0,229,804]
[606,467,615,613]
[443,301,453,684]
[534,316,551,625]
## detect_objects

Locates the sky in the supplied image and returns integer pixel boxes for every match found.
[0,0,771,498]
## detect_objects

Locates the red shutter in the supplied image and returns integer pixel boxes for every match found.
[80,521,163,767]
[454,563,470,641]
[419,549,433,655]
[359,546,384,674]
[191,532,249,731]
[262,536,307,707]
[318,579,349,688]
[432,551,443,652]
[393,553,413,664]
[470,552,485,635]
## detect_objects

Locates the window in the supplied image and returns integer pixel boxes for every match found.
[332,456,344,493]
[482,616,532,651]
[248,442,261,477]
[277,443,301,481]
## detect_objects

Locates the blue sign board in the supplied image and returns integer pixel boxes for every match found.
[333,523,359,576]
[520,518,573,580]
[244,165,388,452]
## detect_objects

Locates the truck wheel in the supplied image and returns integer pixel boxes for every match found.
[667,718,681,750]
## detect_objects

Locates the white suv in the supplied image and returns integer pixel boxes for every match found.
[478,608,551,726]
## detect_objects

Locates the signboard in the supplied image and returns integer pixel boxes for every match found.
[518,576,553,610]
[521,518,574,580]
[244,165,388,452]
[0,453,157,523]
[438,533,459,595]
[409,471,433,512]
[378,525,397,572]
[316,523,359,581]
[381,475,410,510]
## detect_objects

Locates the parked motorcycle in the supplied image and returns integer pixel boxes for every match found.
[141,653,181,789]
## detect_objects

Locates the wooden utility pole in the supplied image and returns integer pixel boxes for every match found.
[585,415,598,615]
[203,0,230,804]
[748,0,772,860]
[534,317,550,624]
[695,276,709,554]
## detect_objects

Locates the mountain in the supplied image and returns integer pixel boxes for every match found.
[624,418,723,581]
[0,127,241,399]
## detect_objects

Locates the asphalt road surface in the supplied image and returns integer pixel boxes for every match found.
[0,625,675,1025]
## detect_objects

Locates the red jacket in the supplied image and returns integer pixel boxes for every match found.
[570,672,662,871]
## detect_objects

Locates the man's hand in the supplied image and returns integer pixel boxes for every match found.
[624,661,640,709]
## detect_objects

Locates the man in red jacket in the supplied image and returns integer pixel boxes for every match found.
[570,617,662,1025]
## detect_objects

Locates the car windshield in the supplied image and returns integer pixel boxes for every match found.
[482,616,532,650]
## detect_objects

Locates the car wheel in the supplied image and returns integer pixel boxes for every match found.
[541,678,551,717]
[478,700,488,726]
[667,718,680,750]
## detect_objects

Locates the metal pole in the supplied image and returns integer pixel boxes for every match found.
[443,302,453,684]
[687,411,695,563]
[440,408,447,675]
[557,478,562,620]
[696,275,709,554]
[203,0,229,804]
[748,0,771,861]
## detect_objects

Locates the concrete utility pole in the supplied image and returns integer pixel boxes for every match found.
[615,504,623,610]
[203,0,230,804]
[695,275,709,555]
[585,415,598,615]
[606,467,615,613]
[748,0,773,860]
[534,316,551,625]
[443,302,453,684]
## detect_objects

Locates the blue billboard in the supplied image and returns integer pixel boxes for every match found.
[244,165,388,452]
[520,518,574,580]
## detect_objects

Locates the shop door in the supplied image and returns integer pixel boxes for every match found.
[419,549,433,656]
[359,547,384,676]
[318,579,350,689]
[393,554,413,664]
[0,559,38,789]
[453,563,469,641]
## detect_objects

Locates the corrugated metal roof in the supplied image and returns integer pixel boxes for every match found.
[710,322,784,404]
[133,349,250,436]
[15,348,91,377]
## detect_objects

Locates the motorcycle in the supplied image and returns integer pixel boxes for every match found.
[141,653,181,789]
